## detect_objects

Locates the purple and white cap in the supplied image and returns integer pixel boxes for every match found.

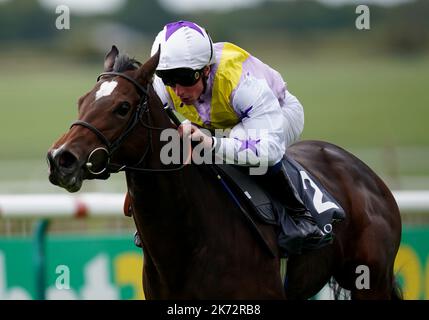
[151,21,216,71]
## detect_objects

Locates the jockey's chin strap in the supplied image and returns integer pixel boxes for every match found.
[70,71,190,175]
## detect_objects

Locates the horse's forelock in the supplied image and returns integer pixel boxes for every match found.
[113,54,142,73]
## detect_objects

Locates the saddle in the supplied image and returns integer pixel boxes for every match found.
[214,156,345,256]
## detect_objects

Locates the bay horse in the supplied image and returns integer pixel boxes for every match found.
[47,46,402,299]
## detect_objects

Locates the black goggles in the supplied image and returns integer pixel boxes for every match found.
[156,68,203,87]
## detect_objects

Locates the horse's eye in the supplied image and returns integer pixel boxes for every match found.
[114,102,131,118]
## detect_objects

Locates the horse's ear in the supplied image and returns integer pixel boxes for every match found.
[137,46,160,82]
[104,45,119,72]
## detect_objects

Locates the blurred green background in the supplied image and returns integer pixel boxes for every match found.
[0,0,428,193]
[0,0,428,301]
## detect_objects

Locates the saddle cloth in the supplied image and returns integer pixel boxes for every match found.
[215,156,345,255]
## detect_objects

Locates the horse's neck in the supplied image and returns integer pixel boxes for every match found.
[126,168,213,272]
[126,167,207,234]
[126,90,211,268]
[126,91,244,280]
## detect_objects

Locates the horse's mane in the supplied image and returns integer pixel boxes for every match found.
[113,54,142,72]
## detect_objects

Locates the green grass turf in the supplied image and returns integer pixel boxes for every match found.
[278,56,429,148]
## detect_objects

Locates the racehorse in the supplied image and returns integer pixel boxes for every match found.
[47,46,402,299]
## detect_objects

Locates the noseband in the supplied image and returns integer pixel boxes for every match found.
[70,71,184,175]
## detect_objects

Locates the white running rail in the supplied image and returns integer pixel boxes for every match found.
[0,191,428,218]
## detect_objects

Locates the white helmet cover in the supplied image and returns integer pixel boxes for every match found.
[151,21,216,71]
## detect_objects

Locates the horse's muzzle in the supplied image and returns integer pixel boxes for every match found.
[47,149,83,192]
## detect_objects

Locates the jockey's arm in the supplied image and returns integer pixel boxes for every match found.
[213,76,286,167]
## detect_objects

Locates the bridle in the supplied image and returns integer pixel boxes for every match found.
[70,71,187,175]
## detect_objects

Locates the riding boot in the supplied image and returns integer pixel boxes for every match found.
[269,164,325,242]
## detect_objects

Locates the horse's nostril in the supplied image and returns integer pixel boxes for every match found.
[58,150,78,169]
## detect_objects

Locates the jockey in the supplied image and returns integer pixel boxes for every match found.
[134,20,324,249]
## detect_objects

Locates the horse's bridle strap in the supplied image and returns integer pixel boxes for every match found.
[68,71,150,173]
[98,71,149,96]
[70,71,186,174]
[71,120,112,149]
